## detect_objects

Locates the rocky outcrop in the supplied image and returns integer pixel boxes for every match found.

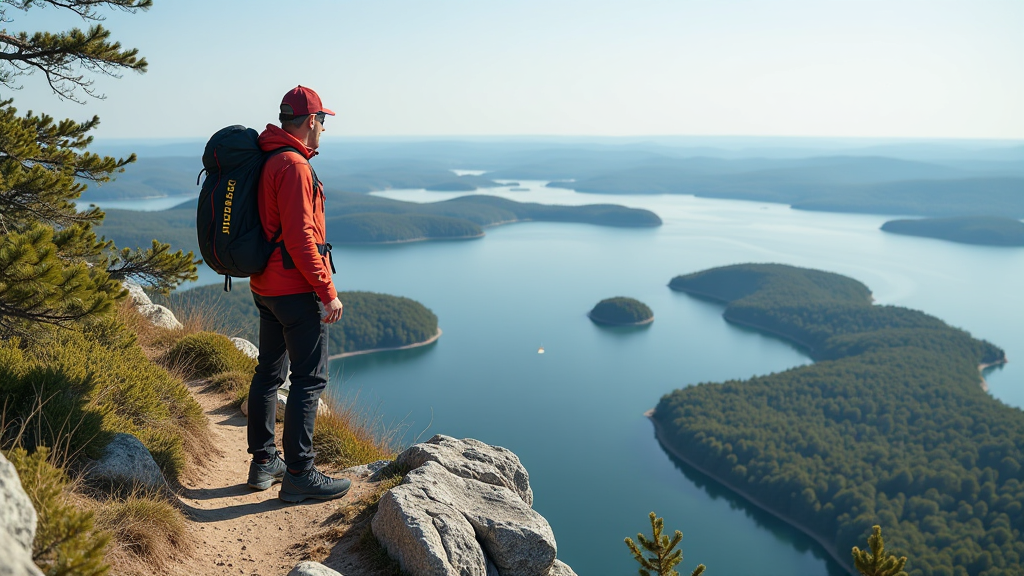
[89,433,166,489]
[371,435,576,576]
[391,435,533,506]
[287,562,343,576]
[1,452,44,576]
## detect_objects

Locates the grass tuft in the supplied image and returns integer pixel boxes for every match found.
[95,491,189,566]
[313,392,399,469]
[210,370,251,406]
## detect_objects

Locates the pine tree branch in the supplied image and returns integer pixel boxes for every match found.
[1,0,152,22]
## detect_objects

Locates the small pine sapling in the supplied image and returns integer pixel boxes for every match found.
[852,525,908,576]
[625,511,706,576]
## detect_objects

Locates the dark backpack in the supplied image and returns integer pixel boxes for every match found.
[196,125,315,291]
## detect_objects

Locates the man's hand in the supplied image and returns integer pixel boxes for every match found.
[323,297,343,324]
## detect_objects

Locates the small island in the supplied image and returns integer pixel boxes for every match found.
[880,215,1024,246]
[587,297,653,326]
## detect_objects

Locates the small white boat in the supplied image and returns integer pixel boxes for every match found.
[537,347,545,354]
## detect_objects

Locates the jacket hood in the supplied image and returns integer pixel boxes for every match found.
[257,124,317,159]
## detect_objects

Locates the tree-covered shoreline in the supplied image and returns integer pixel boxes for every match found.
[657,264,1021,576]
[154,282,438,358]
[881,216,1024,247]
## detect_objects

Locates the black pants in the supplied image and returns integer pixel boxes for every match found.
[248,291,328,471]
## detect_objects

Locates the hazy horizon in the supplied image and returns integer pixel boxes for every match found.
[12,0,1023,140]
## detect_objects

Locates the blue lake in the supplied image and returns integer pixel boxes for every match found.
[106,184,1024,575]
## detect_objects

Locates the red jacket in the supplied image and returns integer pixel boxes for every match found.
[249,124,337,304]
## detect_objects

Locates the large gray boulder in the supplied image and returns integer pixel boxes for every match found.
[122,280,152,307]
[137,304,183,330]
[89,433,166,489]
[0,452,44,576]
[373,461,556,576]
[287,562,342,576]
[394,434,533,506]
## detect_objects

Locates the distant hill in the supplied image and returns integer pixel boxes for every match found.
[658,263,1016,576]
[881,216,1024,246]
[153,283,438,357]
[96,191,661,254]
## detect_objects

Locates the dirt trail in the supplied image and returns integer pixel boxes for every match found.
[165,381,381,576]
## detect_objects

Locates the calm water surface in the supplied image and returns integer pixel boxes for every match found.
[107,183,1024,576]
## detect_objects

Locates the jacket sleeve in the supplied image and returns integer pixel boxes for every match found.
[275,160,338,304]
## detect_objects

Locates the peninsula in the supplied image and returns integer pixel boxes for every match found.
[98,191,661,253]
[587,297,653,326]
[880,215,1024,247]
[657,263,1020,576]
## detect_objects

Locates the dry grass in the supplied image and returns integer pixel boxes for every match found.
[95,489,191,573]
[313,392,401,470]
[119,294,244,356]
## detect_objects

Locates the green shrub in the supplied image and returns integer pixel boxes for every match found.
[5,446,110,576]
[162,331,256,379]
[210,370,251,406]
[0,324,206,481]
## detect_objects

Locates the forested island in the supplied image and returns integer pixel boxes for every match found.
[98,191,661,252]
[588,297,653,326]
[656,264,1021,576]
[154,283,438,357]
[881,216,1024,247]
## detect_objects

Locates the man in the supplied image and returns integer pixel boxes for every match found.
[245,86,349,503]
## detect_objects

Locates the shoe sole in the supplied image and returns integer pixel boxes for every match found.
[278,485,351,503]
[247,477,283,491]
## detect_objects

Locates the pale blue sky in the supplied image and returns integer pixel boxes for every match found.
[11,0,1023,139]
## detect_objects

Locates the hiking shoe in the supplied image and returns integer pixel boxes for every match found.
[279,466,351,503]
[247,452,286,490]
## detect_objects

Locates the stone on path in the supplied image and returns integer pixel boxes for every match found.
[287,561,343,576]
[89,433,166,489]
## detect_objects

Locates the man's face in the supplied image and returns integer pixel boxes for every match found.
[305,112,326,150]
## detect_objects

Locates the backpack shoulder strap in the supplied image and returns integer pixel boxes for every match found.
[267,146,322,199]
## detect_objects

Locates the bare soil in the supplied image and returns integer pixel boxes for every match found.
[159,380,389,576]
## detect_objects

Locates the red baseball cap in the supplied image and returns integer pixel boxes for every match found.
[280,85,335,117]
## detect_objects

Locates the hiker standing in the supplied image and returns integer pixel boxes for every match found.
[245,86,349,502]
